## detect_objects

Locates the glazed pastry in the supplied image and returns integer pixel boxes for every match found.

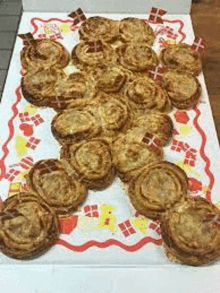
[27,159,88,216]
[51,107,101,144]
[162,70,201,109]
[60,138,115,190]
[128,161,188,220]
[133,112,173,146]
[117,43,158,72]
[79,16,119,43]
[125,76,171,114]
[118,17,155,45]
[161,197,220,266]
[160,44,202,76]
[72,41,118,70]
[21,67,65,107]
[20,39,70,71]
[0,192,58,259]
[112,127,163,182]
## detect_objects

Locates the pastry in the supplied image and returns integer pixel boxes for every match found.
[160,44,202,76]
[161,197,220,266]
[133,112,173,146]
[128,161,188,220]
[162,70,201,109]
[118,17,155,45]
[27,159,88,216]
[20,39,70,71]
[0,192,58,259]
[112,127,163,182]
[117,43,158,72]
[60,138,115,190]
[51,107,101,144]
[79,16,119,43]
[125,76,171,114]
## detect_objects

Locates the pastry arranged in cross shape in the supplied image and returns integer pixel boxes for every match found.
[161,197,220,266]
[112,127,163,182]
[117,43,158,71]
[20,39,70,71]
[0,192,58,259]
[118,17,155,45]
[79,16,119,43]
[60,138,115,190]
[27,159,88,216]
[162,70,201,109]
[160,43,202,76]
[128,161,188,220]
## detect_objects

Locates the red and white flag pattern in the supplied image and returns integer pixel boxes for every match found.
[118,219,136,237]
[142,132,161,152]
[148,7,167,24]
[68,7,86,30]
[148,65,168,81]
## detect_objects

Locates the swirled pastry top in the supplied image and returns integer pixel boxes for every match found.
[160,44,202,76]
[60,139,115,190]
[51,107,101,144]
[133,112,173,146]
[72,41,118,70]
[128,161,188,220]
[20,39,70,71]
[125,76,170,112]
[79,16,119,43]
[0,193,58,259]
[162,70,201,109]
[118,18,155,45]
[21,67,66,107]
[161,197,220,266]
[112,127,163,182]
[117,43,158,71]
[27,159,88,216]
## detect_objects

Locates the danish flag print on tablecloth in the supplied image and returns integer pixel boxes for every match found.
[118,220,136,237]
[191,37,207,54]
[38,33,47,40]
[84,205,99,217]
[50,32,63,41]
[148,7,167,24]
[171,139,197,167]
[18,32,35,46]
[26,137,41,150]
[149,220,161,235]
[51,96,66,109]
[31,114,44,126]
[19,112,31,123]
[148,65,168,81]
[86,40,103,53]
[36,161,59,175]
[68,7,86,30]
[5,169,21,182]
[142,132,161,152]
[18,156,34,170]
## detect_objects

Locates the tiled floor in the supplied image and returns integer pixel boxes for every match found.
[0,0,22,99]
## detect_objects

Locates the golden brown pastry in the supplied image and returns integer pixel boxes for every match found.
[60,138,115,190]
[117,43,158,72]
[0,192,58,259]
[72,41,118,70]
[128,161,188,220]
[20,39,70,71]
[112,127,163,182]
[160,44,202,76]
[51,107,101,144]
[162,70,201,109]
[161,197,220,266]
[27,159,88,217]
[118,17,155,45]
[133,112,173,146]
[79,16,119,43]
[125,76,171,114]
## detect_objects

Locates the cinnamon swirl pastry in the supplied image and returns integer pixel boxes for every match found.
[51,107,101,144]
[72,41,118,70]
[60,138,115,190]
[119,17,155,45]
[117,43,158,72]
[125,76,170,114]
[160,44,202,76]
[128,161,188,220]
[162,70,201,109]
[161,197,220,266]
[27,159,88,216]
[112,127,163,182]
[20,39,70,71]
[21,67,65,107]
[79,16,119,43]
[0,192,58,259]
[133,112,173,146]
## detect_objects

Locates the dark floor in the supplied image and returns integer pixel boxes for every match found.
[0,0,22,99]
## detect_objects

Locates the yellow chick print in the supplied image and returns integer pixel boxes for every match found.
[99,204,117,233]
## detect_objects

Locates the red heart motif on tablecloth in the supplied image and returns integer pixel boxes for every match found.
[19,123,34,137]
